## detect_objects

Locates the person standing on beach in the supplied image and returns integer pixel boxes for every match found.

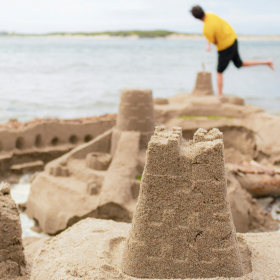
[190,5,274,96]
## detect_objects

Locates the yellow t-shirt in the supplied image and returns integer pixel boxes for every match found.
[203,12,236,51]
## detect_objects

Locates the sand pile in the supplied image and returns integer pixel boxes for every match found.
[155,92,280,166]
[0,182,28,279]
[227,170,278,233]
[29,217,280,280]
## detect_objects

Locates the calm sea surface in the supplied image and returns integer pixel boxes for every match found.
[0,37,279,123]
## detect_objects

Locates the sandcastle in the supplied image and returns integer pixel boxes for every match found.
[192,71,214,96]
[22,127,280,280]
[122,127,243,279]
[26,89,155,234]
[0,182,28,278]
[26,88,278,235]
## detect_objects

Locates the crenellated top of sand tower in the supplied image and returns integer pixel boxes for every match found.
[193,127,223,143]
[122,126,244,279]
[152,126,182,148]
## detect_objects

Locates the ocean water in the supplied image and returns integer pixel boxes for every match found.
[10,174,48,238]
[0,37,279,123]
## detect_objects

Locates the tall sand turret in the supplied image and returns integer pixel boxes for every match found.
[111,89,155,155]
[122,126,244,279]
[192,71,214,96]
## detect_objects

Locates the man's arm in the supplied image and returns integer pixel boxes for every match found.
[206,41,211,51]
[206,36,217,51]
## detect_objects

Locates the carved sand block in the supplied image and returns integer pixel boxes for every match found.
[192,71,214,96]
[122,127,244,279]
[85,152,112,170]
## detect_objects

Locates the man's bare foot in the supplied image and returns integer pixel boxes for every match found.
[267,60,274,70]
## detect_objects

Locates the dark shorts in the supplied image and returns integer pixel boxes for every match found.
[217,39,243,73]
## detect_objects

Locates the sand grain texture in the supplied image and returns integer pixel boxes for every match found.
[122,127,243,279]
[30,218,280,280]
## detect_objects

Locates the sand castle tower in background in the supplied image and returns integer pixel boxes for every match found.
[122,127,244,279]
[192,71,214,96]
[111,89,155,155]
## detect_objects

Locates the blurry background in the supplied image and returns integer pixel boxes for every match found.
[0,0,279,122]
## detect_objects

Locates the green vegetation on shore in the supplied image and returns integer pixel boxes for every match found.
[2,30,279,39]
[178,115,233,120]
[48,30,177,38]
[7,30,188,38]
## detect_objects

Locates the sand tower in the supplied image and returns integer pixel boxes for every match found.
[0,182,27,278]
[192,71,214,96]
[111,89,155,155]
[122,127,244,279]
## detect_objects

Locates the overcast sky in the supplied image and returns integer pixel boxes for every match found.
[0,0,279,35]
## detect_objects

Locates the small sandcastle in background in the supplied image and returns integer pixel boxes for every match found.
[192,64,214,96]
[122,127,244,278]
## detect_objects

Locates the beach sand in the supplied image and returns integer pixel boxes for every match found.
[29,218,280,280]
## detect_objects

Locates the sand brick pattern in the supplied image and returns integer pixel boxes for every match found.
[117,89,155,132]
[122,127,244,279]
[192,72,214,96]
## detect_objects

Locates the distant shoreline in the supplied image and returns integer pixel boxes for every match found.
[1,30,280,41]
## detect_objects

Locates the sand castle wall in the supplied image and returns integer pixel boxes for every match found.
[98,131,140,221]
[122,127,244,279]
[0,118,115,152]
[0,118,115,180]
[0,182,27,278]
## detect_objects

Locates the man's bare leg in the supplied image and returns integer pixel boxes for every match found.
[217,73,223,96]
[242,59,274,70]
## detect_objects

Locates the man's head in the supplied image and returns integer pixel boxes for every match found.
[190,5,205,20]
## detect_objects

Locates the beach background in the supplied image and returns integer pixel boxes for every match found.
[0,36,279,124]
[1,0,280,239]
